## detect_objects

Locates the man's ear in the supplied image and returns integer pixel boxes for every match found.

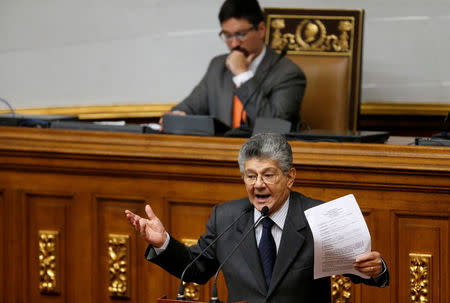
[286,167,296,188]
[257,21,266,39]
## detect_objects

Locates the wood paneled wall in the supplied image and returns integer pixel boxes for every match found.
[0,126,449,303]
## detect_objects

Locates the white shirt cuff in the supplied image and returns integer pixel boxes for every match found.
[153,232,170,255]
[232,70,254,87]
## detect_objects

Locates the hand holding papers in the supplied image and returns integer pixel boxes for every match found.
[304,194,371,279]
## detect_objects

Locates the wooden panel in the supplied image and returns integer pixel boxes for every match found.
[96,195,151,303]
[167,199,231,302]
[24,192,72,303]
[0,190,3,303]
[0,127,448,303]
[395,213,449,303]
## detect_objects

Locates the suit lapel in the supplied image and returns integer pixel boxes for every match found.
[252,47,278,86]
[267,194,308,297]
[236,210,267,296]
[221,68,235,125]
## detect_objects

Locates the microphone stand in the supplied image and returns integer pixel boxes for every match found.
[176,205,253,300]
[209,206,269,303]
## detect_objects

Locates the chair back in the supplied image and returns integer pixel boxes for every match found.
[264,8,364,131]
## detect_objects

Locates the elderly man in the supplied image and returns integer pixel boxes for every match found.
[125,133,389,303]
[163,0,305,131]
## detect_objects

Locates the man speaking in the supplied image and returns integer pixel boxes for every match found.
[164,0,306,131]
[125,133,389,303]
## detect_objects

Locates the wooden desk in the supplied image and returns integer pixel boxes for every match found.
[0,126,448,303]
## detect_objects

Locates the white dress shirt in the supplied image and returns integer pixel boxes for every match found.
[254,197,290,253]
[232,45,267,87]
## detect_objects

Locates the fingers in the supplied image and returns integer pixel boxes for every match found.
[145,204,156,220]
[355,251,380,263]
[354,251,383,277]
[124,210,141,228]
[246,53,256,64]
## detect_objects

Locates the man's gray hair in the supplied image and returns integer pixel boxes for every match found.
[238,133,293,174]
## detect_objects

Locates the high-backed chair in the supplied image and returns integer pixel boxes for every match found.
[264,8,364,131]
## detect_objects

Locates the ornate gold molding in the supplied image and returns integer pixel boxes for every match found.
[38,230,59,294]
[410,253,431,303]
[2,102,448,120]
[181,238,200,301]
[0,103,174,120]
[331,275,352,303]
[361,102,450,116]
[181,238,198,247]
[108,234,130,298]
[267,15,354,54]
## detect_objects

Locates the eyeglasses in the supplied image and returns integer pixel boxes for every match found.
[243,171,280,185]
[219,26,256,42]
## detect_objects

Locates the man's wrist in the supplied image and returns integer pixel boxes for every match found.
[233,70,254,87]
[153,232,170,255]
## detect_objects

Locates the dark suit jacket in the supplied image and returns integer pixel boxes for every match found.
[171,47,306,130]
[146,191,389,303]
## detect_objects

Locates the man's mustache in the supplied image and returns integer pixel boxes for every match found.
[232,46,249,57]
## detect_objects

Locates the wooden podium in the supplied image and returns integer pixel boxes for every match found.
[0,127,448,303]
[158,296,246,303]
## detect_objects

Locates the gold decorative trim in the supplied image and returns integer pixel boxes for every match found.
[361,102,450,116]
[181,238,198,247]
[410,253,431,303]
[183,282,201,301]
[331,275,352,303]
[0,104,174,120]
[181,238,200,301]
[2,101,448,121]
[108,234,130,299]
[38,230,59,294]
[267,15,355,54]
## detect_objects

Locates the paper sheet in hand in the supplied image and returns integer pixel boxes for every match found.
[304,194,371,279]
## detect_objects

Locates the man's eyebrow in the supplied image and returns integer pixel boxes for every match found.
[245,167,277,173]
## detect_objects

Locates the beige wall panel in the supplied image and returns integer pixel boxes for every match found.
[395,213,449,303]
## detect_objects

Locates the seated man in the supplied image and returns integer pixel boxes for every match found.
[125,133,389,303]
[165,0,306,131]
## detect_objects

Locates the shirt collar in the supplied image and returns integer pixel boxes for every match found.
[248,45,266,74]
[253,195,290,230]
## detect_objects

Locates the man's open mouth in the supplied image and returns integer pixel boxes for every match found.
[255,194,270,199]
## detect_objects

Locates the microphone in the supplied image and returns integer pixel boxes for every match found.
[176,204,254,300]
[209,206,269,303]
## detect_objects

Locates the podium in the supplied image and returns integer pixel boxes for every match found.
[157,297,246,303]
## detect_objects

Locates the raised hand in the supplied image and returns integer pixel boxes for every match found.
[125,204,167,248]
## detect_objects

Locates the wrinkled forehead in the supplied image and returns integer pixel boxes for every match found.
[243,157,280,171]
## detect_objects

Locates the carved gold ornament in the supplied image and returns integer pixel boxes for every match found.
[38,230,59,294]
[269,17,354,53]
[108,234,130,298]
[410,253,431,303]
[181,238,200,301]
[331,275,352,303]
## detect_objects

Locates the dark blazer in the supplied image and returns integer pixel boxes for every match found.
[171,47,306,130]
[146,191,389,303]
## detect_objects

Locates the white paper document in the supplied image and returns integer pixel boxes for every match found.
[304,194,371,279]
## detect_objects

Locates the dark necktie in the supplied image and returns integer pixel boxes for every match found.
[258,217,276,287]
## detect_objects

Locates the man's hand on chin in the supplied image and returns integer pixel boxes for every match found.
[226,49,256,75]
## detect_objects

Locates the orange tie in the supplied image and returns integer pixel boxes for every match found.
[232,94,246,128]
